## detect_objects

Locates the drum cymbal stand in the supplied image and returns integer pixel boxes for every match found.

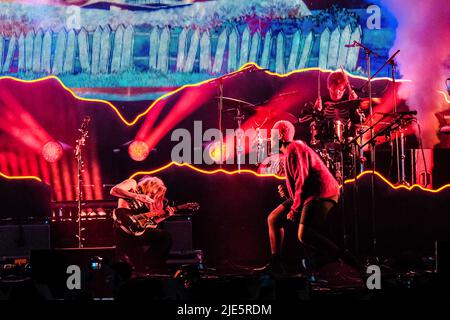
[215,65,253,168]
[234,107,246,171]
[388,55,409,186]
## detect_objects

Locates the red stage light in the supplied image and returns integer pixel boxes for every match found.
[128,140,150,161]
[207,141,231,163]
[42,141,63,163]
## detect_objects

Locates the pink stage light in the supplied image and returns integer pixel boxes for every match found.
[207,141,231,164]
[42,141,63,163]
[128,140,150,161]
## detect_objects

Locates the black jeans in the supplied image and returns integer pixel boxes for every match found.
[114,227,172,272]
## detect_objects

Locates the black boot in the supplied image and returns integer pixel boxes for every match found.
[252,255,285,275]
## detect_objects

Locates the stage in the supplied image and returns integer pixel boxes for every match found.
[0,0,449,307]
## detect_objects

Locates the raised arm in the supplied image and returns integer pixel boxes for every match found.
[110,178,138,199]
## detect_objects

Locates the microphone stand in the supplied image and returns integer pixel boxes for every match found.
[350,41,379,257]
[355,47,401,262]
[389,58,409,185]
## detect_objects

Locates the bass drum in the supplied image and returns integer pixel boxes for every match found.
[310,118,350,148]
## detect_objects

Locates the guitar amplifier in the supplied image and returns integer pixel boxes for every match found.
[162,215,193,253]
[0,223,50,259]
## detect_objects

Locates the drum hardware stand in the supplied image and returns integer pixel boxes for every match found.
[255,127,266,166]
[234,106,246,171]
[214,65,264,169]
[75,116,91,248]
[218,77,224,168]
[388,56,409,186]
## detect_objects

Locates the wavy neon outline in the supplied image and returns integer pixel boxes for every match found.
[127,161,450,193]
[0,62,412,127]
[3,160,450,193]
[0,172,42,182]
[129,161,285,180]
[342,170,449,193]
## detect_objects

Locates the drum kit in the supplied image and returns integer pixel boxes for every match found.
[216,92,417,186]
[305,98,372,183]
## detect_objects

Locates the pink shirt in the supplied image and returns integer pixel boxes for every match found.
[284,140,340,213]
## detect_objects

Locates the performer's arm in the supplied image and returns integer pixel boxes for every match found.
[341,67,358,100]
[287,146,309,219]
[110,179,154,204]
[314,96,323,111]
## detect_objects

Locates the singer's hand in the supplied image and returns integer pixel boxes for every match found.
[277,185,286,198]
[314,97,322,111]
[287,210,297,222]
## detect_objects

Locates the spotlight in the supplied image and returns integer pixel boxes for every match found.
[207,141,230,163]
[42,141,63,162]
[128,140,150,161]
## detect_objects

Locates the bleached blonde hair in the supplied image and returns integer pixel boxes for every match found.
[272,120,295,143]
[138,176,166,211]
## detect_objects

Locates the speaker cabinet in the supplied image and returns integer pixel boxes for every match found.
[162,215,193,253]
[0,224,50,259]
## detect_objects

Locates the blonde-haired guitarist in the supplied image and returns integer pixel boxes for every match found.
[110,175,173,272]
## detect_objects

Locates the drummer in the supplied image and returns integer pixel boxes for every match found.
[314,70,361,122]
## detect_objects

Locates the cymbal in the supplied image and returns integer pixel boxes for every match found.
[359,97,382,110]
[223,105,257,115]
[324,99,361,110]
[272,111,298,124]
[325,98,382,111]
[253,109,298,127]
[216,96,257,107]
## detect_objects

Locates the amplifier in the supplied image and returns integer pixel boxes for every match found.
[162,215,193,253]
[0,224,50,259]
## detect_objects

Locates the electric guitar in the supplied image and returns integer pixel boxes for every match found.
[113,202,199,236]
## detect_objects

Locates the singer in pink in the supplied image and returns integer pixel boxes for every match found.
[254,120,361,274]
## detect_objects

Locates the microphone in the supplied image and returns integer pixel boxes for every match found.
[386,49,401,65]
[345,42,357,48]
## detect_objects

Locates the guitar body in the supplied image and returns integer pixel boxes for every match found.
[113,208,160,236]
[113,202,199,237]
